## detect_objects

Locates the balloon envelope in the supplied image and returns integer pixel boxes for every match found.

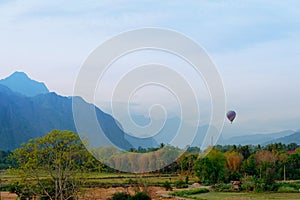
[226,111,236,123]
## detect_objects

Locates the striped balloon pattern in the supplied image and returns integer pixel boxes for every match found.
[226,110,236,123]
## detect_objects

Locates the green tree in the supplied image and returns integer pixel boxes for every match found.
[254,150,277,191]
[178,153,197,176]
[194,148,226,184]
[285,153,300,180]
[194,157,213,184]
[0,150,17,169]
[241,154,258,176]
[237,145,252,160]
[10,130,89,200]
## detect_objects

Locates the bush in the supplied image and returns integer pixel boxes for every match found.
[276,182,300,190]
[7,182,37,200]
[278,186,298,193]
[212,183,233,192]
[108,192,131,200]
[130,192,151,200]
[169,188,209,197]
[254,179,265,193]
[241,175,255,192]
[254,178,277,192]
[175,179,188,188]
[162,181,172,191]
[241,183,254,192]
[185,176,189,184]
[1,184,16,192]
[108,192,151,200]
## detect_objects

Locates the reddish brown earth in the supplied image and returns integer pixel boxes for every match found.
[0,186,182,200]
[0,191,18,200]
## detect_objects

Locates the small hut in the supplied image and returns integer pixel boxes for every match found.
[230,181,241,190]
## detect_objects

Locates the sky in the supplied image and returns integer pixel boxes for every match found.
[0,0,300,137]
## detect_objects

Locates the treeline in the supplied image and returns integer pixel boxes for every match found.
[1,137,300,179]
[201,143,300,182]
[1,136,300,181]
[0,150,16,169]
[173,143,300,192]
[1,130,300,198]
[97,142,300,192]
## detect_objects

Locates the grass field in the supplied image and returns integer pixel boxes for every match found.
[192,192,300,200]
[0,170,194,186]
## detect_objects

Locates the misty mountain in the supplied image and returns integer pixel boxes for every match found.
[1,71,298,151]
[219,130,295,145]
[0,72,158,150]
[263,132,300,145]
[0,71,49,97]
[0,85,74,150]
[126,115,218,148]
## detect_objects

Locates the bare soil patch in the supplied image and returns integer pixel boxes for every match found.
[0,191,18,200]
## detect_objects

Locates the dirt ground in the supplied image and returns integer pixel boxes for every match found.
[0,186,180,200]
[0,191,18,200]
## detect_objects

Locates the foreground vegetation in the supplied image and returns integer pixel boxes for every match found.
[191,192,300,200]
[169,188,210,198]
[1,129,300,199]
[108,192,151,200]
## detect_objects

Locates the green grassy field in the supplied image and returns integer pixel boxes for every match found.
[192,192,300,200]
[0,170,193,187]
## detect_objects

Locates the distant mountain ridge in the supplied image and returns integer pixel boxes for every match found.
[219,130,296,146]
[0,71,49,97]
[263,132,300,145]
[127,115,220,148]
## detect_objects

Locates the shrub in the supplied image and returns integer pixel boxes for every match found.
[130,192,151,200]
[108,192,131,200]
[241,183,254,192]
[276,182,300,190]
[6,182,39,199]
[162,181,172,191]
[108,192,151,200]
[254,178,277,192]
[278,186,298,193]
[169,188,209,197]
[185,176,189,184]
[1,183,17,192]
[241,175,255,192]
[212,183,233,192]
[175,179,188,188]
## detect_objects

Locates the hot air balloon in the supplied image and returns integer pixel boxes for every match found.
[226,110,236,124]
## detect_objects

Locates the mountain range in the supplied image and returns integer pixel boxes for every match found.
[263,131,300,145]
[0,72,49,97]
[0,71,299,150]
[0,72,157,150]
[218,130,298,146]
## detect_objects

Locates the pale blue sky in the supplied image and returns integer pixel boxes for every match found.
[0,0,300,136]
